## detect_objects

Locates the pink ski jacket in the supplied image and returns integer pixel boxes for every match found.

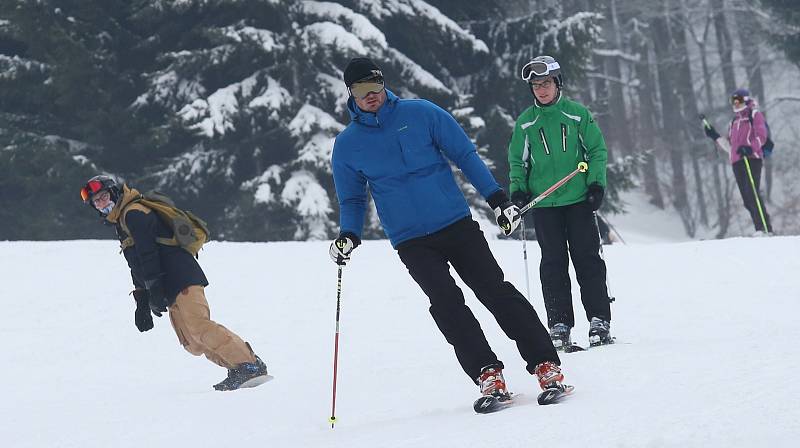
[727,103,768,164]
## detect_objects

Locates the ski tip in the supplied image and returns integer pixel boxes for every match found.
[537,384,574,405]
[473,394,513,414]
[473,395,498,413]
[563,344,586,353]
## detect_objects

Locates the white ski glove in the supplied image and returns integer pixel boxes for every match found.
[488,190,521,236]
[494,202,521,236]
[329,233,360,266]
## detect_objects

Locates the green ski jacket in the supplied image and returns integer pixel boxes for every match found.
[508,95,608,208]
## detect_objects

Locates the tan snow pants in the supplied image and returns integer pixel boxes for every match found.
[168,285,255,369]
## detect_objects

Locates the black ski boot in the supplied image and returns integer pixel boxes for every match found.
[214,355,269,391]
[549,323,571,350]
[588,317,613,346]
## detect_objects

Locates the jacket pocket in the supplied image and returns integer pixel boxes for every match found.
[397,130,441,170]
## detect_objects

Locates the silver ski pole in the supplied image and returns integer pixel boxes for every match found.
[593,211,615,303]
[597,212,626,245]
[520,162,588,215]
[521,217,531,302]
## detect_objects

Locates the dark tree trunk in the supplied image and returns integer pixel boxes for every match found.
[602,0,634,157]
[631,24,664,208]
[675,7,709,227]
[651,8,694,236]
[711,0,737,95]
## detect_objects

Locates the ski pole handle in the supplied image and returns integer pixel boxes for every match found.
[699,114,712,130]
[520,162,588,215]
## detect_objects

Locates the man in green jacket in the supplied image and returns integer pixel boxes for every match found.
[507,55,612,349]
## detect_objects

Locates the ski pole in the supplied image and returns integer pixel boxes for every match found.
[699,114,731,154]
[520,162,589,215]
[520,217,531,302]
[597,212,626,245]
[593,212,616,304]
[742,156,769,233]
[329,266,343,428]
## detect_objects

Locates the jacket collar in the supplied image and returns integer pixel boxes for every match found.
[105,184,142,224]
[734,104,753,119]
[533,90,563,111]
[347,89,399,128]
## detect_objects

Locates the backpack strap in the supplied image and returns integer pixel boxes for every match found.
[119,201,179,252]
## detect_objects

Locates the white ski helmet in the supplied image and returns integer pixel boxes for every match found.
[520,55,563,88]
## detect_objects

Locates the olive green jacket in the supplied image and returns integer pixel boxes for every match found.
[508,94,608,208]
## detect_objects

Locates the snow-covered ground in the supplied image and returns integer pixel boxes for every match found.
[2,234,798,447]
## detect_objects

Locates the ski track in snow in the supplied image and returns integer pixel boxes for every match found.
[1,235,798,447]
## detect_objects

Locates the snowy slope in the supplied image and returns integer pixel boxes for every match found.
[2,236,799,447]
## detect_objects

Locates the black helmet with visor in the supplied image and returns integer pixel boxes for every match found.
[80,175,122,207]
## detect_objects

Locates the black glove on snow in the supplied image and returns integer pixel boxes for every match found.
[132,290,154,332]
[329,232,361,266]
[737,145,754,157]
[704,125,721,141]
[143,278,168,316]
[510,191,531,209]
[586,183,605,211]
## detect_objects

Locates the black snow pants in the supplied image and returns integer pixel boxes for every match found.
[531,201,611,329]
[396,217,559,383]
[732,158,772,232]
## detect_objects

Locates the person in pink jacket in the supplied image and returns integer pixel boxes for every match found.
[704,88,773,235]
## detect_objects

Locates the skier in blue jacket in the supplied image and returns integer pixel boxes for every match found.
[328,58,567,405]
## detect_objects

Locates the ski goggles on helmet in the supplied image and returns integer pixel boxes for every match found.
[730,94,746,104]
[349,76,385,99]
[521,60,560,81]
[80,179,106,202]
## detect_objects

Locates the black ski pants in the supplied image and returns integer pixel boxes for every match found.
[531,201,610,329]
[732,158,772,232]
[396,218,558,382]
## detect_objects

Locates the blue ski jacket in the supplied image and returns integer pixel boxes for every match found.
[332,89,501,248]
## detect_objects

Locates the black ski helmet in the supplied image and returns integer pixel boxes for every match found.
[520,55,563,88]
[80,175,122,206]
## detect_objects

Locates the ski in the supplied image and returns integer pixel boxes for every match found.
[589,336,616,348]
[562,343,586,353]
[537,384,574,405]
[473,393,514,414]
[563,338,622,353]
[239,374,274,389]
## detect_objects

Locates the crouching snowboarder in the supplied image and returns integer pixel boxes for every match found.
[79,175,269,391]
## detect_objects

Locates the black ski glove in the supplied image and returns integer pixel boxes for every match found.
[704,125,721,141]
[143,278,168,316]
[132,289,154,332]
[737,145,754,157]
[329,232,361,266]
[586,183,605,211]
[510,191,531,210]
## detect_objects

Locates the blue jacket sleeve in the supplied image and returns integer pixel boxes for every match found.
[332,142,368,238]
[427,102,501,199]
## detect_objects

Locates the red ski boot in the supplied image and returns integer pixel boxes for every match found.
[534,361,573,405]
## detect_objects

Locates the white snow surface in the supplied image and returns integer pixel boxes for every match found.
[2,234,799,447]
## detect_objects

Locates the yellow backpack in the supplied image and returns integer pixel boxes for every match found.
[119,191,210,258]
